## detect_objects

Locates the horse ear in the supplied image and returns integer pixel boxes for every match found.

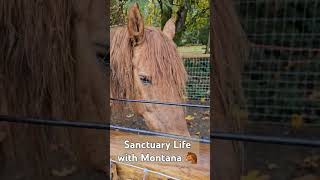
[162,17,176,40]
[127,3,144,46]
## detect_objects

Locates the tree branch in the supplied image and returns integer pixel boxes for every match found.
[158,0,163,11]
[175,0,191,33]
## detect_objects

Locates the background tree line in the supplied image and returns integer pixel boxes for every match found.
[110,0,209,46]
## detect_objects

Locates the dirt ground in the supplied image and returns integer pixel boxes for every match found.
[111,100,211,139]
[5,102,317,179]
[1,150,106,180]
[244,123,320,180]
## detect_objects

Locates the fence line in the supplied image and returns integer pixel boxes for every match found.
[234,0,320,124]
[251,43,320,52]
[183,56,210,101]
[110,98,210,108]
[1,115,320,147]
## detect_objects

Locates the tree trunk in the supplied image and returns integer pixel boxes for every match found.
[159,0,173,29]
[173,0,191,44]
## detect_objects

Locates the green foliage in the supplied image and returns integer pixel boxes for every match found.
[110,0,209,46]
[179,23,209,45]
[175,0,209,45]
[123,0,148,15]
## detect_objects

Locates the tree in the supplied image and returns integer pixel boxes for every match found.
[110,0,209,46]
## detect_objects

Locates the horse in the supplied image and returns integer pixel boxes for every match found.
[111,3,190,136]
[212,0,249,179]
[0,0,108,179]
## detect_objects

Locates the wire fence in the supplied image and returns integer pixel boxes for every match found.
[182,1,320,124]
[111,54,211,136]
[231,0,320,124]
[182,55,210,101]
[110,98,210,108]
[181,1,320,124]
[1,115,320,147]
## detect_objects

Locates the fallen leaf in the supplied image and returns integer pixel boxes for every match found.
[51,166,77,177]
[126,114,134,118]
[267,163,279,170]
[195,132,200,135]
[203,111,210,116]
[300,155,320,170]
[201,117,209,120]
[182,96,188,101]
[241,170,270,180]
[185,115,194,121]
[291,114,304,130]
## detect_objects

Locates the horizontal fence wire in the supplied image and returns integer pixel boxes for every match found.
[110,124,210,143]
[212,132,320,148]
[110,98,210,108]
[1,115,320,147]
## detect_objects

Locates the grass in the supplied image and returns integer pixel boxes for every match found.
[177,45,207,54]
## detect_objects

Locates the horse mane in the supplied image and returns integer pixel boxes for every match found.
[0,1,108,178]
[0,0,76,117]
[111,26,187,102]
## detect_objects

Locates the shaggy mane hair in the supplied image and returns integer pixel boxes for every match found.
[0,1,108,178]
[0,0,76,117]
[111,26,187,102]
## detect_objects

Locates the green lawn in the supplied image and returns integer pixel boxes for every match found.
[177,45,207,54]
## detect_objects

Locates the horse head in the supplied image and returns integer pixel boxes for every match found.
[111,3,190,136]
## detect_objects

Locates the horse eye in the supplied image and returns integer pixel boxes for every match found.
[139,75,152,85]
